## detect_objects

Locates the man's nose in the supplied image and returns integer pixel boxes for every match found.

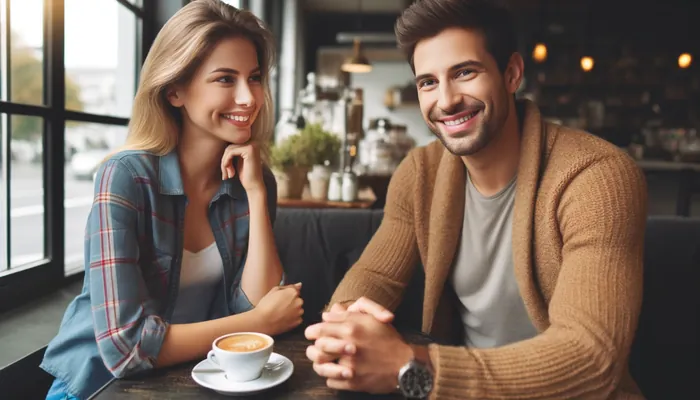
[436,82,460,113]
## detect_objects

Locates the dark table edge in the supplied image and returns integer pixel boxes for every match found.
[88,378,115,400]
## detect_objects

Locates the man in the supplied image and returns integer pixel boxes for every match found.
[304,0,647,399]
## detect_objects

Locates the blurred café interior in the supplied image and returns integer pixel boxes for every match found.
[0,0,698,398]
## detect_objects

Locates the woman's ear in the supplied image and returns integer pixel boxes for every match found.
[166,87,185,107]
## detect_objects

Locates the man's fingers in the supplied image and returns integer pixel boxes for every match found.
[315,337,356,355]
[347,297,394,323]
[304,321,350,341]
[322,311,350,322]
[313,361,353,379]
[330,303,348,313]
[326,378,355,391]
[306,345,342,365]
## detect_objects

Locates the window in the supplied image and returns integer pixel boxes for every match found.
[65,0,138,118]
[0,0,147,312]
[221,0,243,7]
[8,114,46,268]
[64,123,128,275]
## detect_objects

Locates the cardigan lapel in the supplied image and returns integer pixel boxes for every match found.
[423,149,466,332]
[511,100,549,330]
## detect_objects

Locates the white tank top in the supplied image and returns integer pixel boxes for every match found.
[170,242,224,324]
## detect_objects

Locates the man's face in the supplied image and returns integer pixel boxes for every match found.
[413,27,521,156]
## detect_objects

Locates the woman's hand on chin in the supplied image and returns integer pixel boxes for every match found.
[220,142,265,193]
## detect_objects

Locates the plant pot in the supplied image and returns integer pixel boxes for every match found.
[307,164,332,200]
[273,166,309,199]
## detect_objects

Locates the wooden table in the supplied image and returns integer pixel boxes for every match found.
[89,328,434,399]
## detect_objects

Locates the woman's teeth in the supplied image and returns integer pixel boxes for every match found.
[222,114,249,122]
[444,111,478,126]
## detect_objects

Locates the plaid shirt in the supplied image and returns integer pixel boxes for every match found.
[40,150,277,399]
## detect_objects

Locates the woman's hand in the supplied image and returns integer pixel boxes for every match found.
[221,142,264,193]
[252,283,304,335]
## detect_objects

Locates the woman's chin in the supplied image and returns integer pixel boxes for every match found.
[222,129,251,145]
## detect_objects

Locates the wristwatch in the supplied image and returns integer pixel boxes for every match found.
[397,346,434,399]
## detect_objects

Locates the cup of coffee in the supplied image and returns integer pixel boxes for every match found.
[206,332,274,382]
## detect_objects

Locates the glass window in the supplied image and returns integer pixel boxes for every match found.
[221,0,243,7]
[2,114,46,269]
[65,0,138,118]
[64,122,128,276]
[0,114,6,272]
[3,0,45,105]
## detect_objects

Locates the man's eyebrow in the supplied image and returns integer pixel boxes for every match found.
[449,60,485,71]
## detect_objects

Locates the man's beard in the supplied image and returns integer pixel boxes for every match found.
[428,111,492,157]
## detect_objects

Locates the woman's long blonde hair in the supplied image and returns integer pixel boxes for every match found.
[123,0,275,162]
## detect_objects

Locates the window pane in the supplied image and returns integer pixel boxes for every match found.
[64,122,127,276]
[2,0,45,105]
[0,114,7,271]
[65,0,138,118]
[7,114,46,269]
[221,0,242,7]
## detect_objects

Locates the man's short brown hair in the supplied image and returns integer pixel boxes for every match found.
[395,0,518,73]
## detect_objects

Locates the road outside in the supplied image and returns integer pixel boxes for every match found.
[1,162,94,275]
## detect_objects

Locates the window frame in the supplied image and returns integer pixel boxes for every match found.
[0,0,149,313]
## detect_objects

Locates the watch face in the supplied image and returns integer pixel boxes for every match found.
[399,361,433,398]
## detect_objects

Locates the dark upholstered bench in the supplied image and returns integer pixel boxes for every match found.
[274,209,699,400]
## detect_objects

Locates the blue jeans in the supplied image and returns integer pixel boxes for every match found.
[46,378,79,400]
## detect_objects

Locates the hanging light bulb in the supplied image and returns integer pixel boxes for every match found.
[580,56,594,72]
[678,53,692,69]
[532,43,547,63]
[341,38,372,73]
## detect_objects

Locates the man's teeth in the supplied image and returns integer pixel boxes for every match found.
[444,111,478,126]
[223,114,249,122]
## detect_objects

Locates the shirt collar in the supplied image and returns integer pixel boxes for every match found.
[158,150,245,199]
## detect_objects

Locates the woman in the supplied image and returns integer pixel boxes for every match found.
[41,1,303,399]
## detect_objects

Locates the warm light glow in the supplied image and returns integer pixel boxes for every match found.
[532,43,547,63]
[580,56,594,72]
[341,62,373,73]
[678,53,692,68]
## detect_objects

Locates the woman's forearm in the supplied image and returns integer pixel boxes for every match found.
[239,189,284,305]
[155,308,277,368]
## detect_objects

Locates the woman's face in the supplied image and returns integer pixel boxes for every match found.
[168,36,264,145]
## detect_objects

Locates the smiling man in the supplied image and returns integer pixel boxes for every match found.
[304,0,648,399]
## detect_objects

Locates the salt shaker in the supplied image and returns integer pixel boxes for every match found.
[341,171,358,202]
[327,172,343,201]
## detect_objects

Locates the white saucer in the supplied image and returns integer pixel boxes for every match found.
[191,352,294,396]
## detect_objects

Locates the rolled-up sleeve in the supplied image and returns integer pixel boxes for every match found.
[88,160,168,378]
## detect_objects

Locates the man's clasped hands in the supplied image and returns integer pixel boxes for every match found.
[303,297,417,395]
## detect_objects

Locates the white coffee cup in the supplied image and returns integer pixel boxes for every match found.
[206,332,274,382]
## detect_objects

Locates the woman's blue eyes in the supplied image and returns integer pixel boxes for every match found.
[215,75,262,84]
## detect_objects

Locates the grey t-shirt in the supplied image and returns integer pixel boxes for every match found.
[449,173,538,348]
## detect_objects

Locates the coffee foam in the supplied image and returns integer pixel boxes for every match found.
[217,334,268,352]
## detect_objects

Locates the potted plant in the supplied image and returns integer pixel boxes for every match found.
[301,124,341,199]
[269,123,341,199]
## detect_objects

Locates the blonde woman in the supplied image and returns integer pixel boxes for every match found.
[40,1,303,398]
